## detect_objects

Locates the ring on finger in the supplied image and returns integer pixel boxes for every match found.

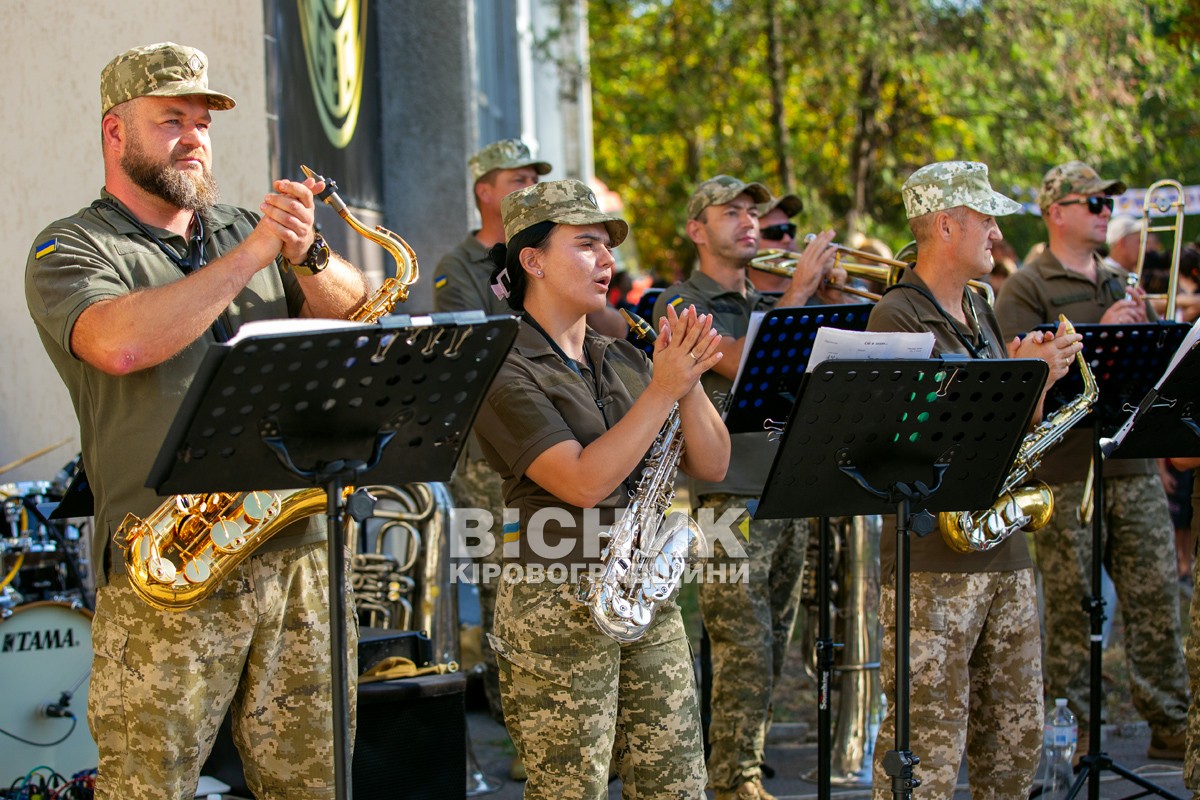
[689,352,698,360]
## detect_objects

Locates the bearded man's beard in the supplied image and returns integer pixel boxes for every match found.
[121,133,220,212]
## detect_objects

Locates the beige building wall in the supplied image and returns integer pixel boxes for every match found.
[2,4,271,483]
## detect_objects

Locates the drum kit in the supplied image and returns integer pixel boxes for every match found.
[0,444,99,789]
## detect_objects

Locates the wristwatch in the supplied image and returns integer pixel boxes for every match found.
[288,233,331,276]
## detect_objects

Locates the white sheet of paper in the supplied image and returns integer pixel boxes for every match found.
[806,327,935,371]
[226,318,363,345]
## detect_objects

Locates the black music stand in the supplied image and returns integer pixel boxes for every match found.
[724,304,873,434]
[1034,322,1192,800]
[146,312,518,800]
[756,357,1047,800]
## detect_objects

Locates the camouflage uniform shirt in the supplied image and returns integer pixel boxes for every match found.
[432,232,511,317]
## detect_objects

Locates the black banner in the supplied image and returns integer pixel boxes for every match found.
[266,0,382,210]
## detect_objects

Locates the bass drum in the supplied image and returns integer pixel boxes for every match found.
[0,602,97,786]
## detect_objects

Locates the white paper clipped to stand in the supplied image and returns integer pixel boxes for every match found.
[227,318,363,345]
[806,327,935,371]
[1102,322,1200,454]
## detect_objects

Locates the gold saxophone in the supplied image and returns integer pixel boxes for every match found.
[118,166,419,611]
[939,316,1098,553]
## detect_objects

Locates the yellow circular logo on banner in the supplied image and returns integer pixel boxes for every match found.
[298,0,367,149]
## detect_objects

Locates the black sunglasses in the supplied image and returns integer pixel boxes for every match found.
[760,222,798,240]
[1057,196,1114,215]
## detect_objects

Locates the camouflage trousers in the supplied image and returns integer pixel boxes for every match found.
[88,543,358,800]
[696,494,810,791]
[872,569,1042,800]
[451,456,507,724]
[1038,477,1188,735]
[1182,494,1200,792]
[489,574,706,799]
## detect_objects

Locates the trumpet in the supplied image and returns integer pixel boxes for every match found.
[749,235,995,304]
[1128,178,1185,320]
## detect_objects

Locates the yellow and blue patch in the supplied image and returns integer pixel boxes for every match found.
[34,238,57,260]
[668,293,684,308]
[434,274,448,289]
[502,520,520,545]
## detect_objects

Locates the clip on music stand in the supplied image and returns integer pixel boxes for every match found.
[145,312,518,800]
[724,304,873,434]
[756,357,1047,800]
[1035,322,1192,800]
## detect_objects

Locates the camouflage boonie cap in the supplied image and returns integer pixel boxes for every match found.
[1038,160,1127,211]
[100,42,235,117]
[469,139,553,183]
[687,175,771,220]
[902,161,1022,220]
[501,179,628,247]
[757,192,804,218]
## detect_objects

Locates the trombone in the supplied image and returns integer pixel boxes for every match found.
[749,235,996,304]
[1128,178,1186,321]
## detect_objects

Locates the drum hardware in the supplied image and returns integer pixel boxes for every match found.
[0,602,98,787]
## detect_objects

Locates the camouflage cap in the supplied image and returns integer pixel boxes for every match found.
[902,161,1022,220]
[757,192,804,218]
[686,175,771,220]
[100,42,235,117]
[1038,161,1126,211]
[469,139,553,183]
[501,179,628,247]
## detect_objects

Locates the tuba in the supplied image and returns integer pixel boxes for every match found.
[938,317,1098,553]
[577,310,704,643]
[117,167,419,612]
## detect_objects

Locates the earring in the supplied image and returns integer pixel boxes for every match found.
[536,270,544,277]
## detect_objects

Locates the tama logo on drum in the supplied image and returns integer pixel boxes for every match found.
[2,627,81,653]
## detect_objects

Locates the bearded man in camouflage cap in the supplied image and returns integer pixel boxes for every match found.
[867,160,1083,800]
[996,160,1190,764]
[650,176,839,800]
[25,42,370,799]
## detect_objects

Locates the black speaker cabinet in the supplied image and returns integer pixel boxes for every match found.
[201,672,467,799]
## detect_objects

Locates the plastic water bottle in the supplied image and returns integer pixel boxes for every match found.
[1041,698,1077,798]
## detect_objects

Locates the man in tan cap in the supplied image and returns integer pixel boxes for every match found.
[996,160,1189,763]
[25,42,369,800]
[651,175,837,800]
[868,160,1081,800]
[431,139,549,748]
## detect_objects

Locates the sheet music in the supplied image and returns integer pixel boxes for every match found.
[729,310,769,400]
[806,327,935,371]
[226,318,363,345]
[1103,322,1200,454]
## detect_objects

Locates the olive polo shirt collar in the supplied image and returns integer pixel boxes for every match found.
[1027,247,1111,286]
[463,231,493,265]
[898,266,982,328]
[95,187,244,241]
[510,315,614,365]
[686,267,765,305]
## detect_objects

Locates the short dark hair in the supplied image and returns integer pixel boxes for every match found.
[488,220,556,311]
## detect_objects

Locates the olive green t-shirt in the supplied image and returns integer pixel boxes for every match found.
[867,266,1033,575]
[652,270,778,500]
[994,248,1155,482]
[472,320,652,566]
[25,190,320,586]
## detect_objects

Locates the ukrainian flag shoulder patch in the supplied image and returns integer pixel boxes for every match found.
[668,293,684,308]
[434,274,448,289]
[34,238,57,260]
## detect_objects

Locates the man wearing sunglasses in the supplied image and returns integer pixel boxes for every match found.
[995,161,1189,762]
[748,192,802,294]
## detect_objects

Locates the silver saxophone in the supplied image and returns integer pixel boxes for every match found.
[578,310,704,643]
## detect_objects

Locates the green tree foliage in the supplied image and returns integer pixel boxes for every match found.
[589,0,1200,277]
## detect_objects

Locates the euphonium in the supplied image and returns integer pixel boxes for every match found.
[938,317,1098,553]
[118,167,419,612]
[577,310,704,643]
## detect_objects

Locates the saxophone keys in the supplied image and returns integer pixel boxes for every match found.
[210,520,248,553]
[182,546,214,584]
[241,491,280,522]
